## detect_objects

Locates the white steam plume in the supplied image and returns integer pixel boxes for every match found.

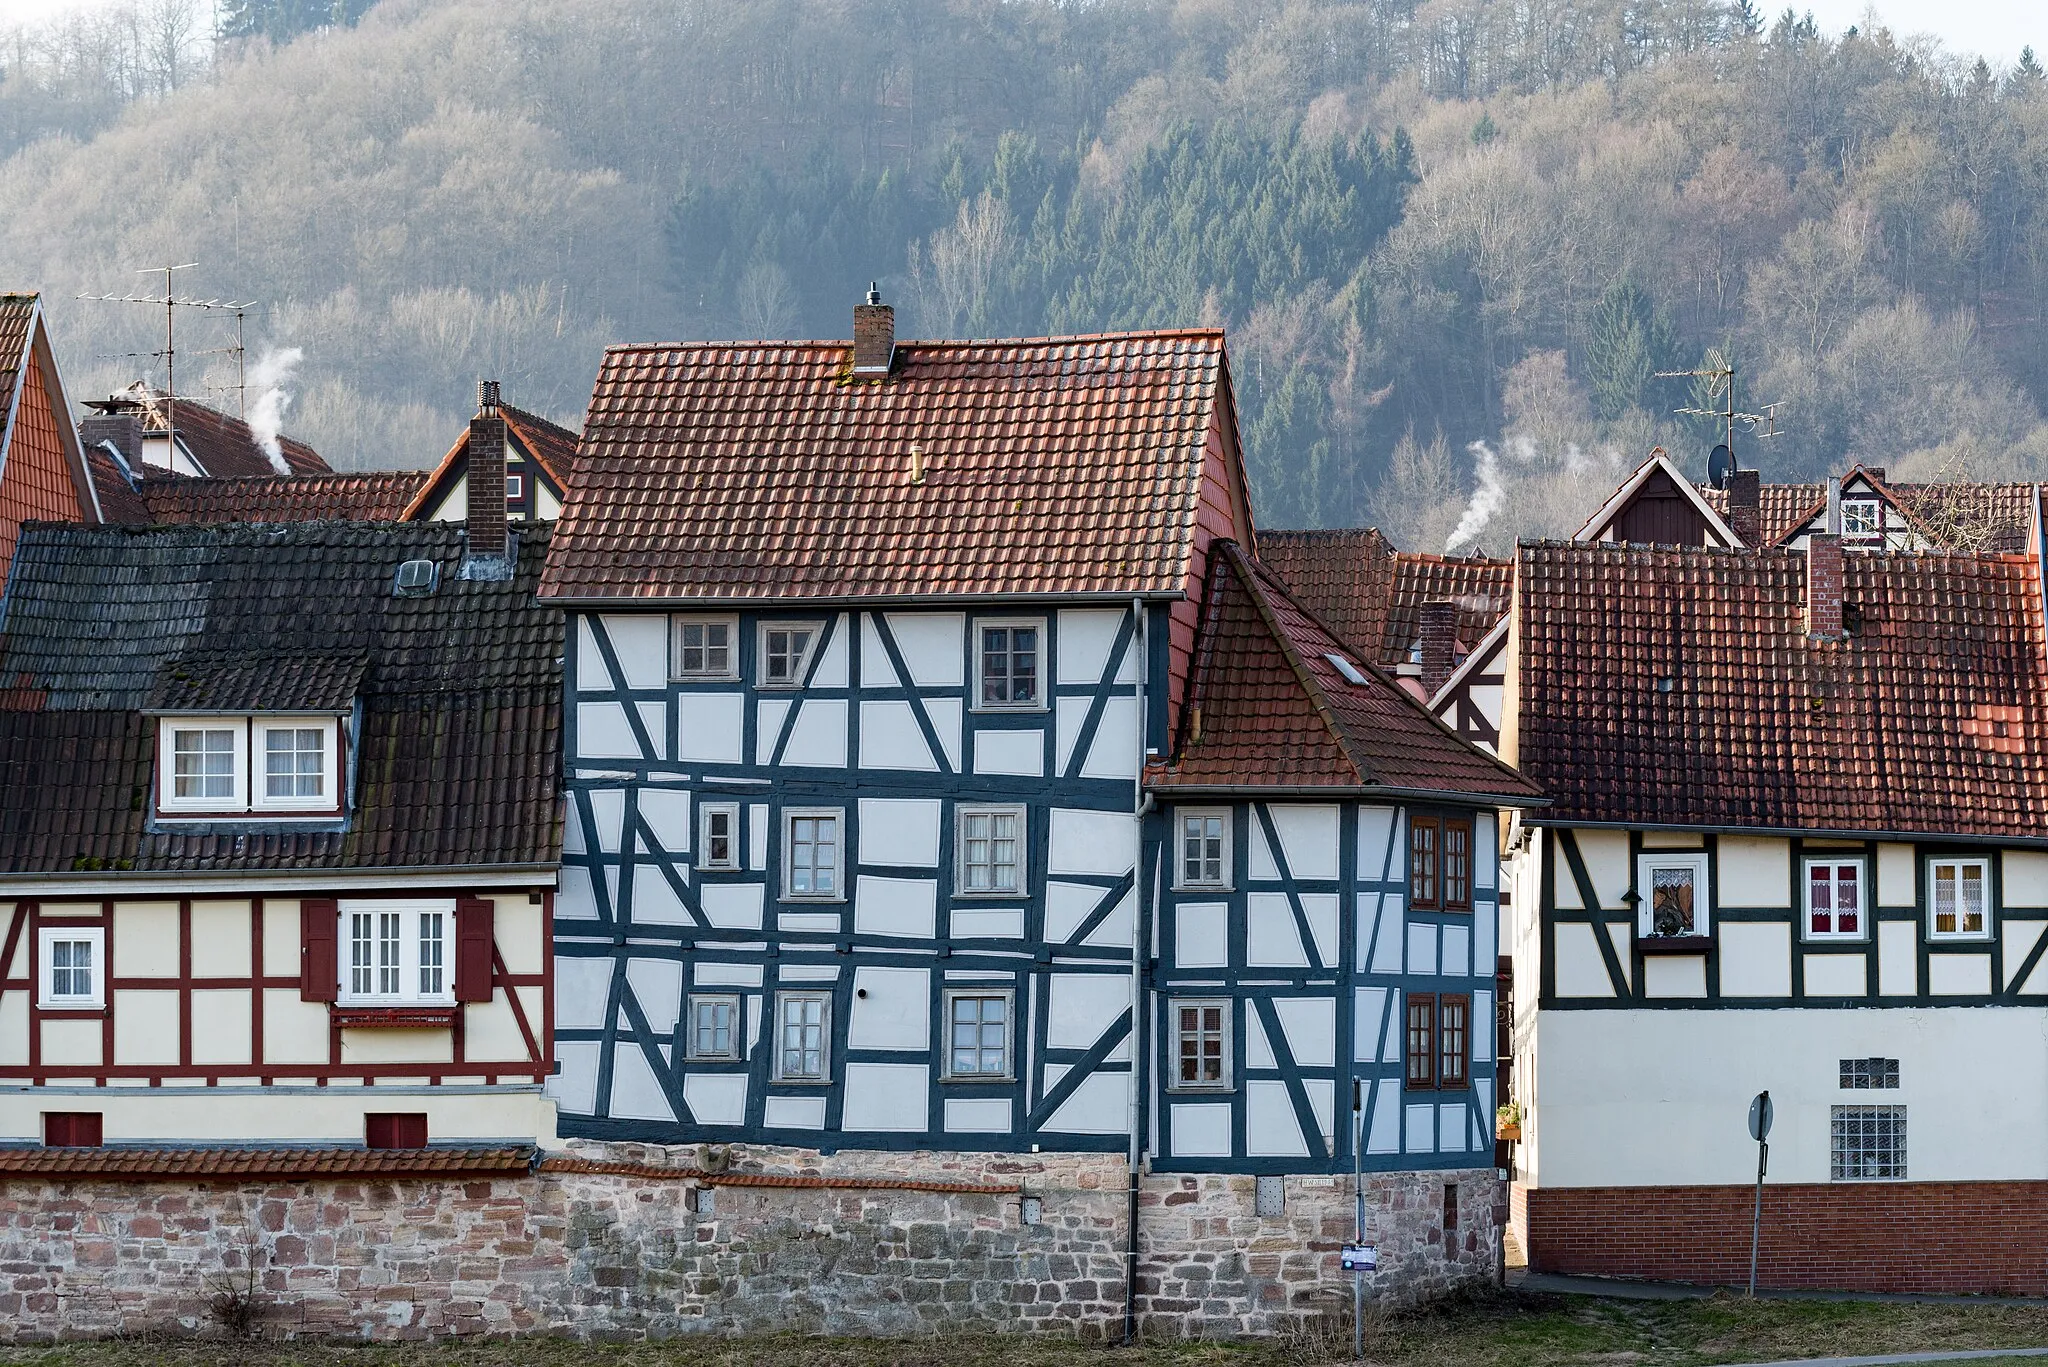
[1444,440,1506,552]
[245,346,305,475]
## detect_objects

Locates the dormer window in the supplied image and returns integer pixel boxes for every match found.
[156,717,343,818]
[1842,498,1882,542]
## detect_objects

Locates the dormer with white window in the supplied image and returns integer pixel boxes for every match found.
[145,652,361,824]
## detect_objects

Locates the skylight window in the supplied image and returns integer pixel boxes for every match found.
[1325,653,1368,686]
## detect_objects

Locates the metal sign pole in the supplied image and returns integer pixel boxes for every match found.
[1747,1090,1772,1298]
[1352,1078,1364,1360]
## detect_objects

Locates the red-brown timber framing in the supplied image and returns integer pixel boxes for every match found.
[1,890,552,1086]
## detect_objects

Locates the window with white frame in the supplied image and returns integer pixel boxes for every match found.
[759,622,823,688]
[505,472,525,502]
[1831,1105,1905,1180]
[1637,852,1710,938]
[1169,998,1231,1091]
[1176,809,1230,889]
[1841,498,1882,542]
[686,994,742,1061]
[956,805,1024,896]
[158,717,340,816]
[1804,858,1866,939]
[773,992,830,1082]
[698,802,740,871]
[38,926,104,1009]
[1928,857,1991,940]
[941,990,1013,1079]
[671,615,739,680]
[975,619,1043,710]
[782,808,843,900]
[338,900,455,1005]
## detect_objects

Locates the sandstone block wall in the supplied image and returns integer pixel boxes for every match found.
[0,1145,1498,1342]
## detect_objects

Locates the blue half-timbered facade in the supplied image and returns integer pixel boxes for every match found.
[537,310,1541,1178]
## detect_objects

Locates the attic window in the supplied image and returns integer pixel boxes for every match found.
[393,559,439,598]
[155,717,343,819]
[1842,499,1881,541]
[1325,653,1369,686]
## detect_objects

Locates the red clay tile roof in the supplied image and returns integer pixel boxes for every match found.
[540,331,1230,603]
[1699,476,2036,551]
[1259,529,1513,667]
[84,447,149,523]
[158,392,329,478]
[126,471,427,524]
[1515,542,2048,839]
[0,1144,534,1180]
[503,403,579,486]
[0,295,34,398]
[1147,541,1540,800]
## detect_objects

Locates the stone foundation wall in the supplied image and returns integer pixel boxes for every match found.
[0,1144,1497,1342]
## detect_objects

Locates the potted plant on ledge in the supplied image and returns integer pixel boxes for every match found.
[1496,1102,1522,1142]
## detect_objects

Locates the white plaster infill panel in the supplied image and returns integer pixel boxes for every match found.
[1802,952,1867,997]
[1273,996,1336,1068]
[1552,923,1614,998]
[638,789,690,853]
[857,701,937,771]
[1641,954,1706,998]
[1718,837,1789,906]
[1046,974,1129,1054]
[609,1045,674,1123]
[1170,1103,1232,1157]
[2006,852,2048,907]
[1877,843,1916,907]
[846,966,930,1049]
[783,700,848,768]
[675,694,744,764]
[1270,805,1340,880]
[842,1063,931,1131]
[973,728,1045,777]
[1079,697,1141,781]
[1929,953,1993,996]
[1175,902,1228,968]
[1042,1072,1129,1134]
[857,798,941,867]
[1048,809,1134,878]
[944,1097,1012,1133]
[852,876,937,940]
[1248,892,1309,967]
[1718,921,1791,997]
[1575,830,1631,910]
[599,614,670,690]
[682,1073,747,1126]
[884,613,965,688]
[764,1095,827,1129]
[1246,1080,1309,1156]
[576,702,642,759]
[1878,919,1919,996]
[1055,608,1125,685]
[2009,920,2048,990]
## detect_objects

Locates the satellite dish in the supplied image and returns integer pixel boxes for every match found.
[1708,444,1736,489]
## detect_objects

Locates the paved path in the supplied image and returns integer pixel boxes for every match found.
[1513,1270,2048,1309]
[1724,1351,2048,1367]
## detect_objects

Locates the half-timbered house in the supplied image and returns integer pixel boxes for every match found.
[1497,501,2048,1293]
[0,495,560,1155]
[533,299,1542,1327]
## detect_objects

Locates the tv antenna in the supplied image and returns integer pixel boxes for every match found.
[79,265,259,435]
[1656,349,1780,484]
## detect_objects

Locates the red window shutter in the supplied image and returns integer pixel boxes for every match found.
[455,897,495,1003]
[44,1112,102,1146]
[300,898,339,1003]
[366,1112,428,1149]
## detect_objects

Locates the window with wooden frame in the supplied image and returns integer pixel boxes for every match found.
[974,618,1044,711]
[1442,817,1474,913]
[941,990,1014,1080]
[156,716,342,817]
[338,900,456,1005]
[1169,998,1231,1091]
[1805,858,1867,940]
[1636,852,1710,939]
[38,926,104,1009]
[758,621,824,689]
[365,1113,429,1149]
[773,991,831,1083]
[782,808,843,901]
[670,615,739,680]
[698,802,740,871]
[1405,992,1471,1091]
[1410,816,1440,910]
[1175,809,1231,890]
[686,993,743,1061]
[956,805,1025,896]
[1928,857,1991,940]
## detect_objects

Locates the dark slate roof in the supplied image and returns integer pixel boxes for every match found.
[146,651,367,714]
[1259,529,1513,666]
[1146,541,1541,801]
[131,471,427,525]
[0,521,561,873]
[1515,541,2048,839]
[541,331,1230,603]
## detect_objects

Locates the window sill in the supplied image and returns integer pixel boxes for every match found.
[1165,1085,1233,1095]
[939,1075,1016,1085]
[331,1006,459,1029]
[1638,935,1713,955]
[37,1003,106,1016]
[1171,884,1233,895]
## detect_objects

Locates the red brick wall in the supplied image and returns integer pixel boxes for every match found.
[1523,1182,2048,1294]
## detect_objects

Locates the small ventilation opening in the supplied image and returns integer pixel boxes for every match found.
[393,559,439,598]
[365,1113,429,1149]
[44,1112,103,1147]
[1442,1181,1458,1231]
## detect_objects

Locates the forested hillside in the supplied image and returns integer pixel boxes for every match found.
[3,0,2046,545]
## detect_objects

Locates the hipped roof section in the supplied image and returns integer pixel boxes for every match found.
[539,330,1231,603]
[1258,527,1513,666]
[1147,541,1542,802]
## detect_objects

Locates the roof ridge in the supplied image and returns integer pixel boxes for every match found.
[599,328,1229,355]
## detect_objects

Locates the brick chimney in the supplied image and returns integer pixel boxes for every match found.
[1419,600,1458,696]
[467,379,508,560]
[1807,534,1844,640]
[1727,468,1760,548]
[852,283,895,377]
[79,411,143,473]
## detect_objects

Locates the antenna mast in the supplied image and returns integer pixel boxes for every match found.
[1657,349,1780,470]
[79,266,258,444]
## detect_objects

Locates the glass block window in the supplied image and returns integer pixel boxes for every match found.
[1831,1106,1906,1180]
[1839,1057,1900,1090]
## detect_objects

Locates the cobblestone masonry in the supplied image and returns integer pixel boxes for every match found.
[0,1144,1497,1341]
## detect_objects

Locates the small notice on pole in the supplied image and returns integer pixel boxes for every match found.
[1341,1243,1378,1272]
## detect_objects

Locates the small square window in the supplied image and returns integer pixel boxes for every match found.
[686,994,743,1061]
[957,805,1025,896]
[942,990,1013,1079]
[1928,858,1990,940]
[672,615,740,680]
[1175,809,1231,890]
[262,726,327,802]
[173,726,238,800]
[1169,998,1231,1091]
[699,802,740,871]
[782,808,843,901]
[1842,499,1882,541]
[773,992,831,1082]
[338,900,456,1005]
[759,622,823,688]
[39,927,105,1009]
[1831,1105,1905,1180]
[976,619,1044,710]
[1805,858,1866,939]
[1637,853,1710,938]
